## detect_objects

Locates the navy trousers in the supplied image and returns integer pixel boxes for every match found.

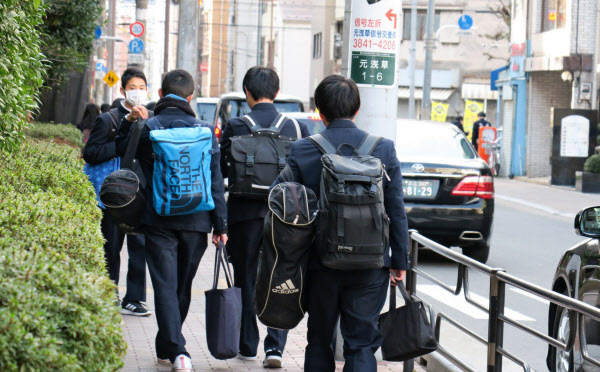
[304,268,389,372]
[144,227,208,362]
[227,219,288,357]
[100,210,147,302]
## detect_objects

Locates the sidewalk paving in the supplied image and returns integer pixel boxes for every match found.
[118,246,422,372]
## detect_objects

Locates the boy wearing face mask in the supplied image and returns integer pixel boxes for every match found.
[83,67,152,317]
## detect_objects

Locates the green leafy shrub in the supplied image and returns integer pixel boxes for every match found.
[0,138,126,371]
[0,0,47,152]
[584,154,600,174]
[25,122,83,149]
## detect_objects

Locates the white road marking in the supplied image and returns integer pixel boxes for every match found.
[495,194,575,219]
[509,288,550,305]
[416,285,535,321]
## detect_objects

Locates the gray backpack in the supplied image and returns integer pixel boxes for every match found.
[228,114,300,200]
[309,133,389,270]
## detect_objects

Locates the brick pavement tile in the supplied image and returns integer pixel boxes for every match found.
[118,242,418,371]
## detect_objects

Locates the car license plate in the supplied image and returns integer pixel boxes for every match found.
[402,179,438,199]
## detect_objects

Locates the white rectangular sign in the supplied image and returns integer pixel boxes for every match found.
[560,115,589,157]
[127,53,144,64]
[348,0,401,87]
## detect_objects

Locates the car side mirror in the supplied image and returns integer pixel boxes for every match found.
[574,206,600,238]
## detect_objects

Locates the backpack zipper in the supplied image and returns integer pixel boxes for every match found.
[152,137,210,144]
[291,183,300,224]
[201,151,207,203]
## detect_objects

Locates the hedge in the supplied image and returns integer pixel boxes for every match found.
[584,154,600,174]
[0,124,126,371]
[24,122,83,149]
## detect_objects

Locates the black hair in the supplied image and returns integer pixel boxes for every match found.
[100,103,111,113]
[77,103,100,131]
[161,69,195,98]
[121,67,147,89]
[242,66,279,101]
[314,75,360,122]
[145,101,157,111]
[110,98,124,109]
[456,115,463,121]
[478,112,486,118]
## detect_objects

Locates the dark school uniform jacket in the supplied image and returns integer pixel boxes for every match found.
[219,102,310,226]
[83,105,131,165]
[273,119,410,270]
[115,106,228,234]
[471,118,491,148]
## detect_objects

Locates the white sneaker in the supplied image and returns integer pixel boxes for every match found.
[172,354,192,371]
[237,353,258,361]
[263,349,283,368]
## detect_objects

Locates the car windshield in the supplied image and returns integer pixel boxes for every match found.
[296,118,325,135]
[274,102,302,113]
[396,123,477,160]
[197,103,217,122]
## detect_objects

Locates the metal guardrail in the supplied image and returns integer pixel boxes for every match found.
[402,230,600,372]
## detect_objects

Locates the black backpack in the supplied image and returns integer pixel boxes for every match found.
[254,182,317,329]
[99,120,147,234]
[228,114,300,200]
[309,133,389,270]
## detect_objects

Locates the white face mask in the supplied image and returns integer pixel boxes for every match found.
[125,89,147,106]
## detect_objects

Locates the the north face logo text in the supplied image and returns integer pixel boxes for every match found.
[167,145,203,194]
[272,280,299,294]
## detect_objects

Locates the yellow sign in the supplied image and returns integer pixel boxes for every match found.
[103,70,119,87]
[431,101,449,122]
[463,100,483,141]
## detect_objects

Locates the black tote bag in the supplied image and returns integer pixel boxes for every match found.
[378,282,437,361]
[205,242,242,360]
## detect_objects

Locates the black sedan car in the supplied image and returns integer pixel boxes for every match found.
[547,206,600,371]
[395,120,494,263]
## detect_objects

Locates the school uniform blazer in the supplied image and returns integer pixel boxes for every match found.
[115,107,228,234]
[219,102,310,225]
[273,119,410,270]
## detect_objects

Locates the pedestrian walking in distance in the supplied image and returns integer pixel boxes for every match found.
[471,111,491,151]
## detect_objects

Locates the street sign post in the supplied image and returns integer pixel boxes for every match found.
[130,21,145,37]
[348,0,401,87]
[128,38,145,54]
[103,70,119,87]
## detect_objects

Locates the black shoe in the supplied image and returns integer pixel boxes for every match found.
[263,349,282,368]
[120,300,152,317]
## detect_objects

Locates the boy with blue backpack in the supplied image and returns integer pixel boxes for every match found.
[115,69,227,372]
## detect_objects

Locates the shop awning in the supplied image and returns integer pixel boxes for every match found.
[397,87,455,101]
[461,83,499,100]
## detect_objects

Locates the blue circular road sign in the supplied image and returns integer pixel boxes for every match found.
[128,38,145,54]
[95,62,106,72]
[458,15,473,30]
[94,25,102,39]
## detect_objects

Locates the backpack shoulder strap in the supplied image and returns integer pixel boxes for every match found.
[357,134,382,156]
[268,113,286,133]
[107,108,119,129]
[288,117,301,139]
[241,115,261,133]
[146,117,163,130]
[308,133,336,154]
[121,119,146,169]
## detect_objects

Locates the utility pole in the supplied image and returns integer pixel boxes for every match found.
[408,0,418,119]
[133,0,148,70]
[341,0,401,139]
[105,0,117,104]
[257,0,263,65]
[421,0,436,120]
[268,0,274,67]
[164,0,170,76]
[177,0,198,112]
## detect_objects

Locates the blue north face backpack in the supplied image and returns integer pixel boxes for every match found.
[148,117,215,216]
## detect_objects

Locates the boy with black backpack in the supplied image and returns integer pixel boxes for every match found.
[83,67,150,317]
[115,69,228,372]
[273,75,410,372]
[219,66,310,368]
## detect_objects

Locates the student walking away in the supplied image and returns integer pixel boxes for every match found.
[77,103,100,143]
[273,75,410,372]
[451,115,467,135]
[219,66,310,368]
[101,103,111,113]
[115,69,228,372]
[83,67,151,317]
[471,111,491,151]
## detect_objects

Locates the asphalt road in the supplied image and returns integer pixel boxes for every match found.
[412,181,595,372]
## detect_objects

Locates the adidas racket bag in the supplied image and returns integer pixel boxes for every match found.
[254,182,318,330]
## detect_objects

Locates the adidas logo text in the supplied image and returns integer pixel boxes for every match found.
[272,279,299,294]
